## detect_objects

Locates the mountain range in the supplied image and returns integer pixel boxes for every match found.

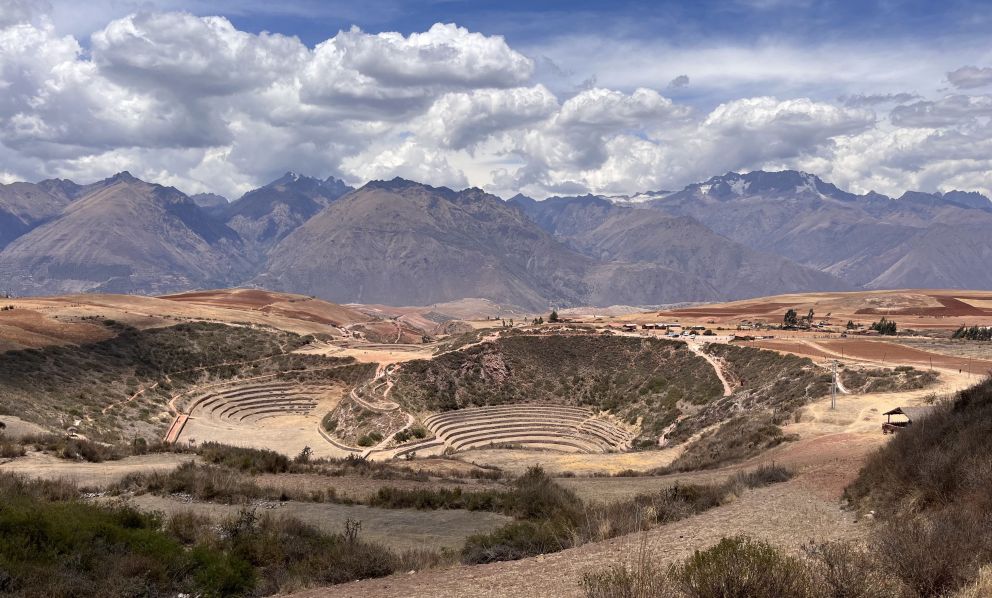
[0,168,988,308]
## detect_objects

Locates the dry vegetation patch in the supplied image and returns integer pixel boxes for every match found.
[840,365,938,393]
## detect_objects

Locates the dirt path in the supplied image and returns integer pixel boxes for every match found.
[688,341,734,396]
[349,364,401,413]
[102,382,159,415]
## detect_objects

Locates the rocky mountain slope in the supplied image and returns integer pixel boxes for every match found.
[0,179,91,250]
[224,172,353,260]
[641,170,992,289]
[0,173,249,295]
[258,178,592,308]
[0,168,988,305]
[510,194,848,299]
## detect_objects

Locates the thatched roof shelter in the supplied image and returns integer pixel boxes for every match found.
[882,406,934,423]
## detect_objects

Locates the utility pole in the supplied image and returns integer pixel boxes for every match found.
[831,360,838,411]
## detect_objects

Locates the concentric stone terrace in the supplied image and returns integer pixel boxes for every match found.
[183,381,322,423]
[423,404,634,454]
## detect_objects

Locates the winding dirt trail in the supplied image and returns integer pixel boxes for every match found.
[688,340,734,396]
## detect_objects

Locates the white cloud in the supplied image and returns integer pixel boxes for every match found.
[341,139,469,188]
[699,97,875,169]
[299,23,533,119]
[947,66,992,89]
[1,9,992,201]
[331,23,532,89]
[0,0,51,28]
[92,12,307,96]
[890,95,992,128]
[415,85,558,150]
[557,87,688,129]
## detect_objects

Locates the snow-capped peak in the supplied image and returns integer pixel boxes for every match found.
[604,190,673,205]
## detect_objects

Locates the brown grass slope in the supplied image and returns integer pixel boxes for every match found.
[661,343,832,470]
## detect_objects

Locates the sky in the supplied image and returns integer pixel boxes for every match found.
[1,0,992,199]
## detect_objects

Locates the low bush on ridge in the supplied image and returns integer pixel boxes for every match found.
[199,441,291,473]
[581,535,907,598]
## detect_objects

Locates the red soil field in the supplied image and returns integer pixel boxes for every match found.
[664,302,796,318]
[855,295,992,317]
[756,337,992,375]
[749,339,836,360]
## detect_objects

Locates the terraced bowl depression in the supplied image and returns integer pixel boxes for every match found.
[183,381,324,424]
[423,405,634,454]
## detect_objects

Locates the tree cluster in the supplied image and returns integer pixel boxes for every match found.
[870,317,897,335]
[783,308,814,329]
[952,325,992,341]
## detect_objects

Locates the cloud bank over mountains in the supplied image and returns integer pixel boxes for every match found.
[1,3,991,200]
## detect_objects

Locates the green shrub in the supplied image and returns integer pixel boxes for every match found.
[672,536,813,598]
[462,520,574,564]
[368,486,509,511]
[393,426,429,443]
[664,414,796,471]
[0,472,438,596]
[114,462,269,503]
[0,439,25,458]
[870,317,897,335]
[465,466,792,565]
[199,442,290,473]
[20,434,126,462]
[0,475,252,597]
[581,561,674,598]
[802,540,902,598]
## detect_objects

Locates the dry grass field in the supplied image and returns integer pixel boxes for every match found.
[124,493,511,552]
